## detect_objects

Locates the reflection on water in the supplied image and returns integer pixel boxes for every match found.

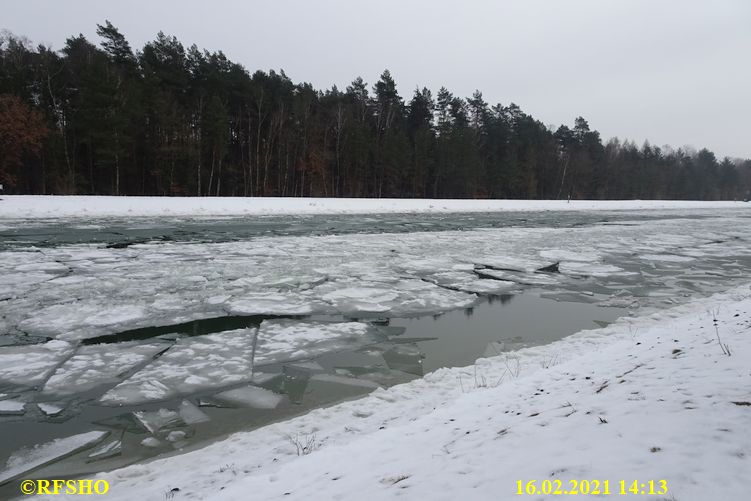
[391,293,623,373]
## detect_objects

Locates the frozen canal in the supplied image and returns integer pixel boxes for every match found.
[1,207,750,489]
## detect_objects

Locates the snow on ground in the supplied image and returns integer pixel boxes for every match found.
[0,195,748,219]
[28,284,749,501]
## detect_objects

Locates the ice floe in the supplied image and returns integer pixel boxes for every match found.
[133,409,184,434]
[0,399,26,415]
[213,386,284,409]
[87,440,122,462]
[43,341,168,397]
[0,431,108,484]
[0,341,74,388]
[99,322,378,405]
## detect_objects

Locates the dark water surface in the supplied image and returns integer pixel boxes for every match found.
[0,209,724,250]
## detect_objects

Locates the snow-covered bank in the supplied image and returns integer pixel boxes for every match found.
[1,195,748,219]
[27,285,749,501]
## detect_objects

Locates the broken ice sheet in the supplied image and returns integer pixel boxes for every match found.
[99,321,376,405]
[133,408,184,434]
[18,301,151,341]
[333,365,415,386]
[639,253,696,263]
[99,329,258,405]
[474,256,553,273]
[43,341,168,397]
[87,440,122,462]
[474,267,560,286]
[178,400,210,424]
[557,261,631,277]
[140,437,161,448]
[254,320,380,365]
[539,249,602,263]
[0,340,74,388]
[166,430,187,443]
[319,286,400,313]
[93,413,148,434]
[37,403,64,417]
[226,291,325,315]
[482,338,529,357]
[314,278,476,316]
[382,344,425,376]
[281,366,312,404]
[213,386,284,409]
[0,399,26,416]
[309,374,381,389]
[424,271,517,294]
[0,431,108,484]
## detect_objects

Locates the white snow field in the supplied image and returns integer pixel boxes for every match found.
[20,285,748,501]
[0,195,747,219]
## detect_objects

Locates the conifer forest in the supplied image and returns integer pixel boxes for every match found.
[1,23,749,199]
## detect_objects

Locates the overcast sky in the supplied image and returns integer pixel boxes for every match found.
[4,0,750,158]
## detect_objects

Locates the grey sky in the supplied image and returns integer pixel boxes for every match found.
[4,0,750,158]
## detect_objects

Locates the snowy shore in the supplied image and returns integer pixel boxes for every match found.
[25,284,749,501]
[1,195,748,219]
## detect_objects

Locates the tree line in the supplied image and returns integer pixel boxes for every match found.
[1,23,750,200]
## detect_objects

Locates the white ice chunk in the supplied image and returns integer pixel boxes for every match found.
[166,430,187,442]
[321,287,399,312]
[43,341,167,397]
[0,341,74,387]
[18,302,151,340]
[0,399,26,415]
[0,431,108,484]
[473,256,550,273]
[558,262,631,277]
[87,440,122,461]
[140,437,161,448]
[178,400,210,424]
[214,386,283,409]
[426,271,516,294]
[227,292,319,315]
[310,374,381,389]
[475,268,560,285]
[38,403,64,416]
[539,249,601,262]
[315,279,475,316]
[133,409,183,434]
[100,329,258,405]
[254,320,375,364]
[640,253,695,262]
[286,361,325,372]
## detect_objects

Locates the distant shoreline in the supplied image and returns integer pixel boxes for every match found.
[1,195,748,219]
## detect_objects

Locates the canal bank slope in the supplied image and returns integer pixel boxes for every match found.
[26,284,749,501]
